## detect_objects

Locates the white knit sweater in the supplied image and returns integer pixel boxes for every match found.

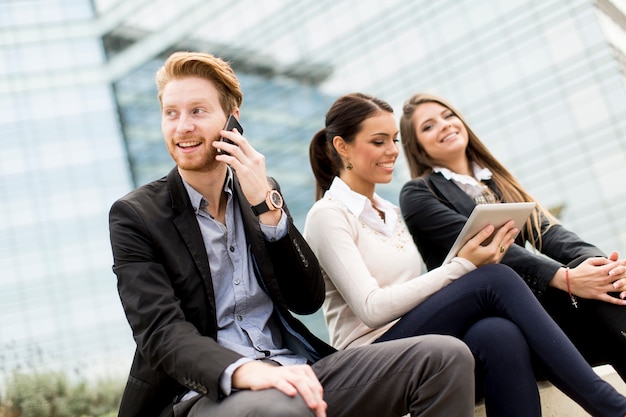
[303,178,475,349]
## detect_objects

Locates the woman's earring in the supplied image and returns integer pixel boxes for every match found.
[346,161,353,170]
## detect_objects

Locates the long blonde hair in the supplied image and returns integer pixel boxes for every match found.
[400,92,556,249]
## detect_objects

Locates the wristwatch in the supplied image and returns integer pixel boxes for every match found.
[251,189,284,216]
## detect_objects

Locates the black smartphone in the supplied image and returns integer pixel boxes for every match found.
[218,115,243,155]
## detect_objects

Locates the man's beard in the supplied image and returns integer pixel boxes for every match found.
[171,133,221,172]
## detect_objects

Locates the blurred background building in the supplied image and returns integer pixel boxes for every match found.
[1,0,626,381]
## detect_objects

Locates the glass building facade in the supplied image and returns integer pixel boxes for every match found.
[1,0,626,382]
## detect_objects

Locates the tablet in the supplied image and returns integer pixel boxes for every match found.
[442,202,536,265]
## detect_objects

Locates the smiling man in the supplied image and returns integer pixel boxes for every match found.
[108,51,475,417]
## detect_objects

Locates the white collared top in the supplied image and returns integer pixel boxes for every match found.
[434,163,493,198]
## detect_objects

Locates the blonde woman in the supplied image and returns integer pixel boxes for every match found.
[398,92,626,384]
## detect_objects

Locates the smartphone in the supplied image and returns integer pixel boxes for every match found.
[218,115,244,155]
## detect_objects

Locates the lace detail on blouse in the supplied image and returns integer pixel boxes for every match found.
[473,186,500,205]
[357,215,412,252]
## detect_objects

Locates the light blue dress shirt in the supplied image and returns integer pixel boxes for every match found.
[181,168,306,399]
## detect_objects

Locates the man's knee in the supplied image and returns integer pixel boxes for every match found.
[188,389,314,417]
[247,394,314,417]
[441,336,473,373]
[397,334,474,381]
[416,334,474,364]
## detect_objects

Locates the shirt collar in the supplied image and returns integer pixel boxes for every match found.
[326,177,399,235]
[433,163,492,186]
[182,166,234,214]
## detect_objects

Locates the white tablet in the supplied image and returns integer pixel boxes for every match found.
[442,202,536,265]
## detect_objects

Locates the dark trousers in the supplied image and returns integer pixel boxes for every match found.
[540,286,626,381]
[375,264,626,417]
[180,336,475,417]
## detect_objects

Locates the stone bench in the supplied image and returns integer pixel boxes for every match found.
[473,365,625,417]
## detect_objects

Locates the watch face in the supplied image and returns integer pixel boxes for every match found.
[269,190,283,208]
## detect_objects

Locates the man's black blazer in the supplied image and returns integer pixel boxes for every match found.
[399,172,603,297]
[109,167,335,417]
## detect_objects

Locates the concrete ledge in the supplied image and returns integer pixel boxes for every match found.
[474,365,626,417]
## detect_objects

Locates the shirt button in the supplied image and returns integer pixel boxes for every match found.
[234,280,240,285]
[237,315,243,321]
[229,246,235,252]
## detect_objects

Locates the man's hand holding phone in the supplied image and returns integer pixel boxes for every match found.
[217,114,244,156]
[215,114,282,226]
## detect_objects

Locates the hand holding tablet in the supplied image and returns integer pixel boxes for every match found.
[442,202,536,265]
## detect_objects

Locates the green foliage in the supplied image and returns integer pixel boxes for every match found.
[0,370,122,417]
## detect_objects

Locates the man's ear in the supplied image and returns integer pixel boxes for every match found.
[332,135,349,158]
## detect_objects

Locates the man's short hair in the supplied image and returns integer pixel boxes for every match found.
[156,51,243,115]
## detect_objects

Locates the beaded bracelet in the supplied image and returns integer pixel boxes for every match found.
[565,267,578,309]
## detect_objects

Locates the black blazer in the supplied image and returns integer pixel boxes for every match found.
[109,167,335,417]
[399,172,604,297]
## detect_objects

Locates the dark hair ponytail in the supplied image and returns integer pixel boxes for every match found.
[310,128,341,200]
